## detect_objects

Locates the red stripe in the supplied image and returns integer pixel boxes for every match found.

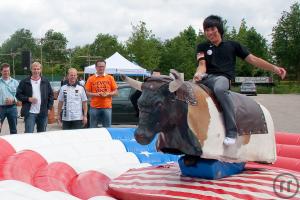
[112,179,277,199]
[232,174,299,188]
[116,173,278,192]
[117,170,279,187]
[119,171,278,185]
[110,185,225,200]
[112,166,300,199]
[117,174,274,186]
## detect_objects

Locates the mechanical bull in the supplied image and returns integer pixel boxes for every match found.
[124,70,276,163]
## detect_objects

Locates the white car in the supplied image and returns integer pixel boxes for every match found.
[240,81,257,96]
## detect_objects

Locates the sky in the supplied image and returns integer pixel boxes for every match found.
[0,0,297,48]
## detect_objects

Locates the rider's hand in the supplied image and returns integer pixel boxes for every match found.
[193,72,207,83]
[193,72,202,82]
[273,66,287,80]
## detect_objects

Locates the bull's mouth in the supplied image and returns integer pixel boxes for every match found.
[134,134,152,145]
[135,110,160,145]
[134,127,156,145]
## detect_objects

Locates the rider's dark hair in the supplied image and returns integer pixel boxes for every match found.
[203,15,224,37]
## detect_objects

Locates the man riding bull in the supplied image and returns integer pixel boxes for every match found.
[193,15,286,145]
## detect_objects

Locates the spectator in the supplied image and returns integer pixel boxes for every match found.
[57,68,88,130]
[151,68,161,77]
[0,63,19,134]
[61,76,68,86]
[78,76,85,86]
[16,62,54,133]
[85,59,118,128]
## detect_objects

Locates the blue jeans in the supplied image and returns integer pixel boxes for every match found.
[201,75,237,138]
[24,113,48,133]
[89,108,112,128]
[0,105,18,134]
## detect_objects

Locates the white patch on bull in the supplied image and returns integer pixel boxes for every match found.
[182,81,276,163]
[199,99,276,163]
[201,97,226,157]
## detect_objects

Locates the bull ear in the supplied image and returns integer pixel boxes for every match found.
[169,69,184,92]
[122,75,142,91]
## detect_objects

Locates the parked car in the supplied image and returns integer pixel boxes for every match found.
[112,84,139,124]
[240,81,257,96]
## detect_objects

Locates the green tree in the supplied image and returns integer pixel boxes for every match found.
[90,33,125,59]
[0,28,37,75]
[159,26,198,79]
[272,2,300,80]
[71,45,93,71]
[234,19,270,77]
[126,21,162,70]
[42,29,68,74]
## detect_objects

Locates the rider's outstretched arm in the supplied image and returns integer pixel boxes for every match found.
[245,54,286,79]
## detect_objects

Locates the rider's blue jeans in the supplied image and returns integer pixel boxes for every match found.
[201,74,237,138]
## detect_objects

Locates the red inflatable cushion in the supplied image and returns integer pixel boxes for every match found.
[33,162,77,193]
[70,170,112,199]
[276,144,300,159]
[0,150,47,184]
[0,138,16,163]
[276,132,300,145]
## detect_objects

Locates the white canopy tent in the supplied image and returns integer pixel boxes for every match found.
[84,52,149,76]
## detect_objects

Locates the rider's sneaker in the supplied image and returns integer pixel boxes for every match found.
[223,137,236,145]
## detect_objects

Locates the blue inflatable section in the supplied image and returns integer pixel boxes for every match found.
[178,157,245,179]
[121,140,157,153]
[107,128,179,165]
[107,128,136,140]
[136,152,179,166]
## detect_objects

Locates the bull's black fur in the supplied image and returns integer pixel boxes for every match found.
[134,77,202,158]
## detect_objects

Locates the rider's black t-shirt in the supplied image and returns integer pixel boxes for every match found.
[196,40,250,80]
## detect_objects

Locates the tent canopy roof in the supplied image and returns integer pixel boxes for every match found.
[84,52,149,76]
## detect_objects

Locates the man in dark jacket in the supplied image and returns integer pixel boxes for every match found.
[16,62,54,133]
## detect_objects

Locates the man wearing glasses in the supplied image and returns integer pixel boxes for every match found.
[85,59,118,128]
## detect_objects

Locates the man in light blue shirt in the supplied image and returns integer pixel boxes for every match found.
[0,63,19,134]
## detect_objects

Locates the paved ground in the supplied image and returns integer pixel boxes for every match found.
[1,94,299,135]
[250,94,300,133]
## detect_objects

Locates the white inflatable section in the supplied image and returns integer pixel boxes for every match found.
[2,128,112,151]
[0,180,80,200]
[0,128,147,200]
[0,128,145,177]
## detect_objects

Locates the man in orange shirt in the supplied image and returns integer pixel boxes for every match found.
[85,59,118,128]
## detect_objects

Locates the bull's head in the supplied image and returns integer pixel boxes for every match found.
[123,70,185,145]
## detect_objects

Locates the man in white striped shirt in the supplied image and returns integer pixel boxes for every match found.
[57,68,88,130]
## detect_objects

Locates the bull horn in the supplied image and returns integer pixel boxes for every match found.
[121,74,142,91]
[169,69,184,92]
